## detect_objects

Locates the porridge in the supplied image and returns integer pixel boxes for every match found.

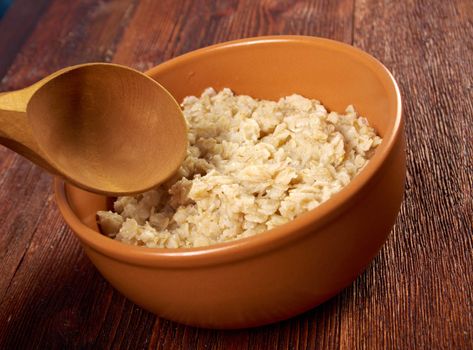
[97,88,382,248]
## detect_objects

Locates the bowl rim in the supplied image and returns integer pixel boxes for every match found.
[54,35,402,268]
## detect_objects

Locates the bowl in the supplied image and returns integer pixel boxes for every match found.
[55,36,405,329]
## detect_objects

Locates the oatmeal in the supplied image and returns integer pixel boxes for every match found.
[97,88,382,248]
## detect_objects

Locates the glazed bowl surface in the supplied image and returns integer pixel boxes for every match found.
[55,36,405,329]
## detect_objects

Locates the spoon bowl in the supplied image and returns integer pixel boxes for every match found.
[0,63,187,195]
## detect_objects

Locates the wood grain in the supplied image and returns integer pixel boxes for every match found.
[0,0,52,80]
[346,1,473,349]
[0,0,471,349]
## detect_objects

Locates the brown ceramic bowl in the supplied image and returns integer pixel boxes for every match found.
[55,36,404,329]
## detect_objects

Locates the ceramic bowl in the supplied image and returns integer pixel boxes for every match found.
[55,36,404,329]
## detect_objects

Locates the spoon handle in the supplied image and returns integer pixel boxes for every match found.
[0,90,57,174]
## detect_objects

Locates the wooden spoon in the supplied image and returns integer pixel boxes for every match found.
[0,63,187,195]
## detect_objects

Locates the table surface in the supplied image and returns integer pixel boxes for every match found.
[0,0,472,349]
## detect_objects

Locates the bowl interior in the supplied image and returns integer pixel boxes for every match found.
[149,37,399,135]
[64,36,400,241]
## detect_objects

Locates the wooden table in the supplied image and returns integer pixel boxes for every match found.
[0,0,471,348]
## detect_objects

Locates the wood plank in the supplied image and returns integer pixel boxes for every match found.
[0,151,51,300]
[0,0,138,90]
[113,0,354,70]
[0,0,52,81]
[340,0,473,348]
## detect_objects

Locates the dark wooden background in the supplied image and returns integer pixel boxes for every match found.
[0,0,472,349]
